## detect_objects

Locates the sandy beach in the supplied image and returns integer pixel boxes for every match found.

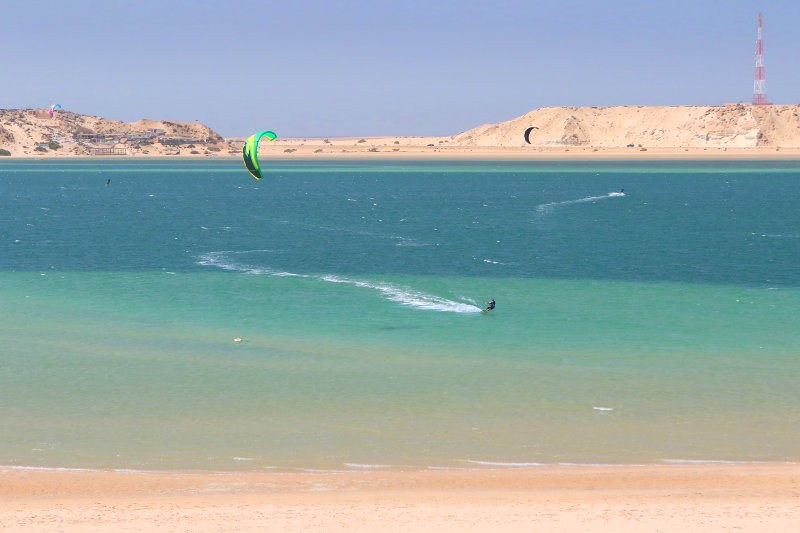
[244,142,800,160]
[6,144,800,160]
[1,464,798,532]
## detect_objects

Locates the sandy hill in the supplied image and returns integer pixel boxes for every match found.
[0,108,225,157]
[4,104,800,158]
[450,104,800,149]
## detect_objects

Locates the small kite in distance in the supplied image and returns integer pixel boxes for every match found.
[523,126,539,144]
[49,104,62,118]
[242,130,277,180]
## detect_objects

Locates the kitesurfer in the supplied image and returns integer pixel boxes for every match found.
[484,298,495,312]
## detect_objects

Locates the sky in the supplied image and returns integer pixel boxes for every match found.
[3,0,798,137]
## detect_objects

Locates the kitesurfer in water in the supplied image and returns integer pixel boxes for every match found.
[484,298,495,312]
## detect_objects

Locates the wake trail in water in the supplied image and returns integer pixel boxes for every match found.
[197,250,300,277]
[197,251,481,313]
[535,192,625,214]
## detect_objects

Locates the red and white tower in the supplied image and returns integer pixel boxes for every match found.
[752,12,768,105]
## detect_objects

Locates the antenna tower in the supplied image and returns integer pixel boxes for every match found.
[752,12,768,105]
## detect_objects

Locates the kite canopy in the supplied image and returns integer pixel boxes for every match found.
[242,130,277,180]
[49,104,62,118]
[523,126,538,144]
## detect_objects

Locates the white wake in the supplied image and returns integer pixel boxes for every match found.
[198,250,481,313]
[536,191,625,213]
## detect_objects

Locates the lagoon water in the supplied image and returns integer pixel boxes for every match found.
[1,158,799,471]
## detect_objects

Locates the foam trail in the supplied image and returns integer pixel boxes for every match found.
[321,275,481,313]
[197,250,303,277]
[198,251,481,313]
[536,192,625,214]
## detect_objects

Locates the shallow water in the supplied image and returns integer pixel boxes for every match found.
[1,158,799,470]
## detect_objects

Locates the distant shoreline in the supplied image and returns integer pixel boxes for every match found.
[6,105,800,160]
[3,145,800,160]
[6,105,800,159]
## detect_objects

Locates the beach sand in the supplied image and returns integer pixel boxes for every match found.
[2,464,798,532]
[10,141,800,159]
[247,141,800,159]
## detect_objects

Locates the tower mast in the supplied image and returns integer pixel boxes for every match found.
[753,12,768,105]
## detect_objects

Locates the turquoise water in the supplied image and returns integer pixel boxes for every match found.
[1,158,799,471]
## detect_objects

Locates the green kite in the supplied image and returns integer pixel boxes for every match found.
[242,130,277,180]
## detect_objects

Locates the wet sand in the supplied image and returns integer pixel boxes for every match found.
[2,464,799,532]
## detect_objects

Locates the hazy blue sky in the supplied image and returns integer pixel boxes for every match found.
[3,0,796,137]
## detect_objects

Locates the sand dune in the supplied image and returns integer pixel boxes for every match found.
[451,104,800,149]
